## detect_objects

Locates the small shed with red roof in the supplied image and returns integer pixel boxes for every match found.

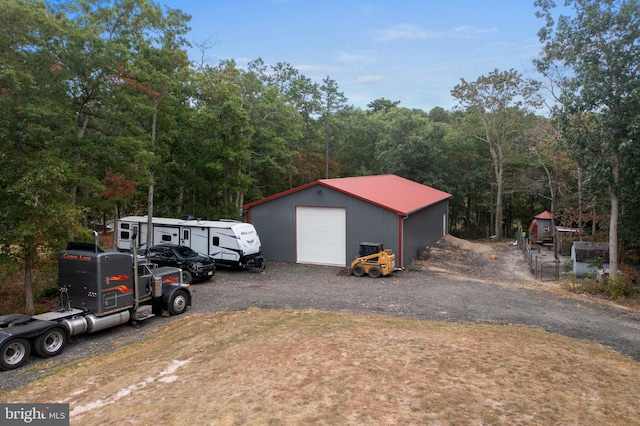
[243,174,452,268]
[528,210,555,243]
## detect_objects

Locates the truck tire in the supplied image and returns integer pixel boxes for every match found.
[168,290,189,315]
[0,337,31,371]
[34,327,67,358]
[368,266,382,278]
[181,270,193,284]
[352,265,365,277]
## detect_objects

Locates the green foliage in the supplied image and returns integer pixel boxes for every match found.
[607,275,633,300]
[536,0,640,274]
[571,272,638,301]
[586,257,605,269]
[451,69,542,239]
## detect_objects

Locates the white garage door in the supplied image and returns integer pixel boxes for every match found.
[296,206,346,266]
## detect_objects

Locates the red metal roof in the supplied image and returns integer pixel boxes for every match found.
[244,174,452,216]
[534,210,554,219]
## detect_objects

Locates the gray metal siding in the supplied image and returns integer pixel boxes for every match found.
[250,198,297,263]
[249,183,449,268]
[344,197,398,265]
[249,184,398,266]
[402,200,449,266]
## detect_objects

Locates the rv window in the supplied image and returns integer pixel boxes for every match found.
[183,230,189,240]
[120,231,130,240]
[212,237,219,246]
[161,235,172,242]
[121,223,130,230]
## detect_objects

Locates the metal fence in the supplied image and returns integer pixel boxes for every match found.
[518,234,560,282]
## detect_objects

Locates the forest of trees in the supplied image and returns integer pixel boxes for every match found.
[2,0,639,313]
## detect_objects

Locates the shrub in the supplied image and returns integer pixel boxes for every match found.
[562,271,579,293]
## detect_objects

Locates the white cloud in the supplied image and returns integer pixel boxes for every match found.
[233,57,251,65]
[372,23,430,41]
[371,23,496,42]
[338,50,377,63]
[355,75,385,84]
[451,25,497,39]
[295,64,338,74]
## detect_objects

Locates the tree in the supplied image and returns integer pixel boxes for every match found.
[319,77,347,178]
[118,3,191,247]
[367,98,400,113]
[54,0,127,219]
[375,107,448,186]
[535,0,640,277]
[0,0,84,314]
[452,69,541,239]
[192,60,253,217]
[286,73,321,186]
[524,115,578,258]
[240,60,302,199]
[443,115,493,237]
[333,108,386,177]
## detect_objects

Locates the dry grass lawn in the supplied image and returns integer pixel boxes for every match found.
[3,308,640,425]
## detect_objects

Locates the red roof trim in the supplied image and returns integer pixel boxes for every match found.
[243,180,319,209]
[244,174,452,216]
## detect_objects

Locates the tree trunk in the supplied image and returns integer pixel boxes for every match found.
[147,175,154,250]
[325,119,330,179]
[24,245,35,316]
[610,190,619,278]
[577,167,583,241]
[146,98,164,250]
[112,203,119,250]
[495,169,503,240]
[609,151,620,278]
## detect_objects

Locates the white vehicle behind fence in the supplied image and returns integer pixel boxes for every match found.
[117,216,264,269]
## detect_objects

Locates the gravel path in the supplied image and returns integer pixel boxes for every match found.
[3,245,640,392]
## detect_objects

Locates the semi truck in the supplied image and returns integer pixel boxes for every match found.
[0,233,192,371]
[117,216,264,269]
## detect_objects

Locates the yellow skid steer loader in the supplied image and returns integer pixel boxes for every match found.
[350,242,396,278]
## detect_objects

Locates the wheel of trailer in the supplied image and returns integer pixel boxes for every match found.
[352,264,365,277]
[368,266,382,278]
[34,327,67,358]
[181,270,193,284]
[0,337,30,370]
[169,290,188,315]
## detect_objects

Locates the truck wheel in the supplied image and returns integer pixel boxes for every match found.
[168,290,189,315]
[352,265,365,277]
[34,327,67,358]
[0,337,31,370]
[181,270,193,284]
[368,266,382,278]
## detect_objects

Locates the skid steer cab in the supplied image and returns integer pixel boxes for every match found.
[350,242,396,278]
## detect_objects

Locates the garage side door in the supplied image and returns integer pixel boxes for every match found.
[296,206,346,266]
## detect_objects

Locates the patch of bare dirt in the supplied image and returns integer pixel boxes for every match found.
[420,235,536,285]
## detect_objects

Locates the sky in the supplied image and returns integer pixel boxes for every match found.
[161,0,557,112]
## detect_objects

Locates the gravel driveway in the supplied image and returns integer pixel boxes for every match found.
[198,262,640,362]
[3,249,640,391]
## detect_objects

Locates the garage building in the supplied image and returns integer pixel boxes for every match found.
[244,174,452,268]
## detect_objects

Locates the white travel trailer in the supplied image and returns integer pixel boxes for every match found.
[117,216,264,269]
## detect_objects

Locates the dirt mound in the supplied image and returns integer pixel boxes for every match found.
[420,235,535,284]
[438,234,494,255]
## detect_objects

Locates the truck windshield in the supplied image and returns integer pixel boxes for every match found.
[174,246,199,258]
